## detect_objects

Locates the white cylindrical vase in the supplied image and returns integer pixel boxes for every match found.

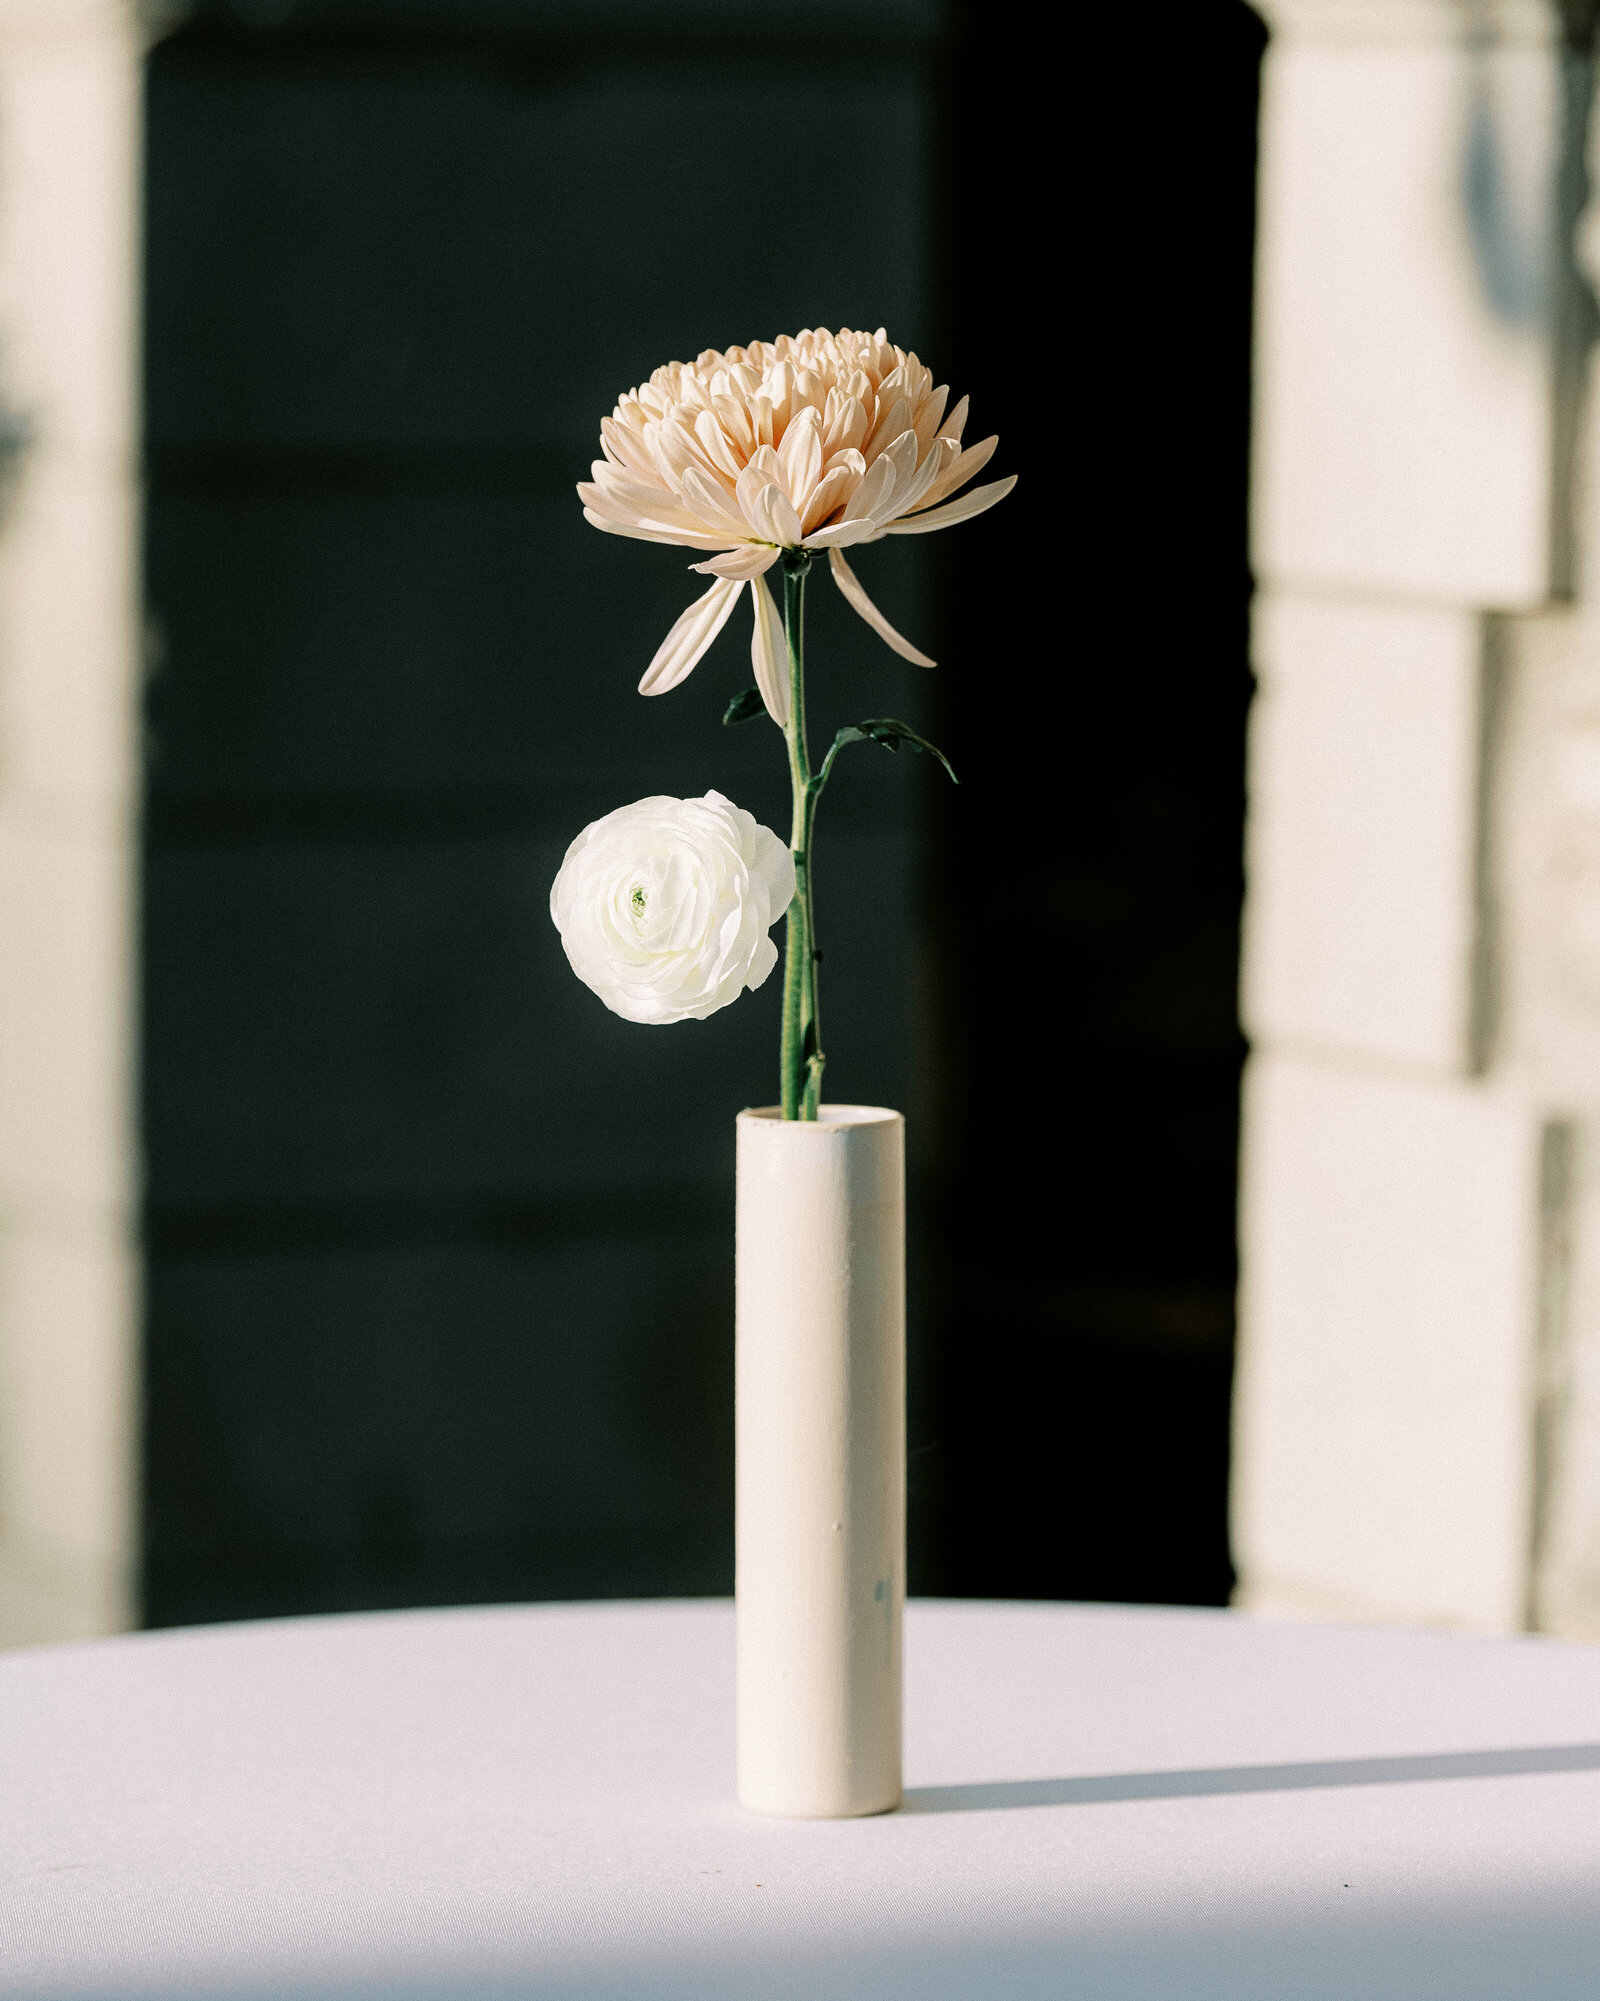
[735,1104,905,1818]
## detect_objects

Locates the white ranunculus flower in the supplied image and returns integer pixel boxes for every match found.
[551,790,795,1025]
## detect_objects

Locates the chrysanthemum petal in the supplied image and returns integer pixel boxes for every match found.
[583,505,728,550]
[914,383,950,447]
[690,545,779,580]
[858,431,919,528]
[750,573,789,725]
[693,408,745,481]
[600,416,660,478]
[827,547,936,667]
[883,474,1017,536]
[918,433,999,510]
[822,394,868,455]
[882,434,952,523]
[800,518,882,549]
[777,404,823,512]
[799,462,856,535]
[736,469,803,548]
[839,450,896,525]
[586,468,709,534]
[638,577,743,696]
[863,396,912,465]
[677,464,749,539]
[586,335,1006,563]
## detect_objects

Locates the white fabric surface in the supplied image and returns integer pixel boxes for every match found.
[4,1598,1600,1999]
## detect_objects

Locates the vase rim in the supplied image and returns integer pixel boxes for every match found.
[739,1105,901,1128]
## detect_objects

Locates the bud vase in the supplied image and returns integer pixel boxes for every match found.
[734,1104,905,1817]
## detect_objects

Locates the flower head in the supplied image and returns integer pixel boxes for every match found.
[550,791,795,1025]
[578,327,1015,722]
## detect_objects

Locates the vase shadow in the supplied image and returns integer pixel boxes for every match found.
[899,1741,1600,1814]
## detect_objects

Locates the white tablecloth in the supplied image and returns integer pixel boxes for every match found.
[4,1599,1600,1998]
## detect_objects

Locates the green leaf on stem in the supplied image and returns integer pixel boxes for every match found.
[722,686,767,726]
[815,716,959,794]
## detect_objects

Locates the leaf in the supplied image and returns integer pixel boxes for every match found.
[722,686,767,726]
[816,716,958,792]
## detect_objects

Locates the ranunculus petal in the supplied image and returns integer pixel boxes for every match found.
[882,473,1017,536]
[750,822,796,916]
[750,573,789,726]
[747,932,779,990]
[827,546,936,667]
[638,577,743,695]
[550,790,790,1024]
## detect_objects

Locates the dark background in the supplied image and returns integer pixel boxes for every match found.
[140,0,1264,1626]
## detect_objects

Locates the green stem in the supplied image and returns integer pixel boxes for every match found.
[779,551,823,1119]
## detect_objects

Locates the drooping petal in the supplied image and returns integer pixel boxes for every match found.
[750,573,790,725]
[883,474,1017,536]
[638,577,743,696]
[690,544,779,580]
[827,547,935,667]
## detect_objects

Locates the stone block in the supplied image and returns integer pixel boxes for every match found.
[0,1217,135,1646]
[0,812,133,1212]
[0,461,135,811]
[0,6,137,469]
[1234,1050,1537,1631]
[1253,8,1558,604]
[1243,592,1482,1072]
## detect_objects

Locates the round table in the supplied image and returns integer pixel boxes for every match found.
[5,1599,1600,1998]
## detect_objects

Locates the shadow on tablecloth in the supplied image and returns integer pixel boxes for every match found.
[900,1739,1600,1812]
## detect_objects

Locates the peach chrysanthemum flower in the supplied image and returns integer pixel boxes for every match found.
[578,326,1015,724]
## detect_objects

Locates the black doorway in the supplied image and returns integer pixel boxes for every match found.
[140,0,1262,1625]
